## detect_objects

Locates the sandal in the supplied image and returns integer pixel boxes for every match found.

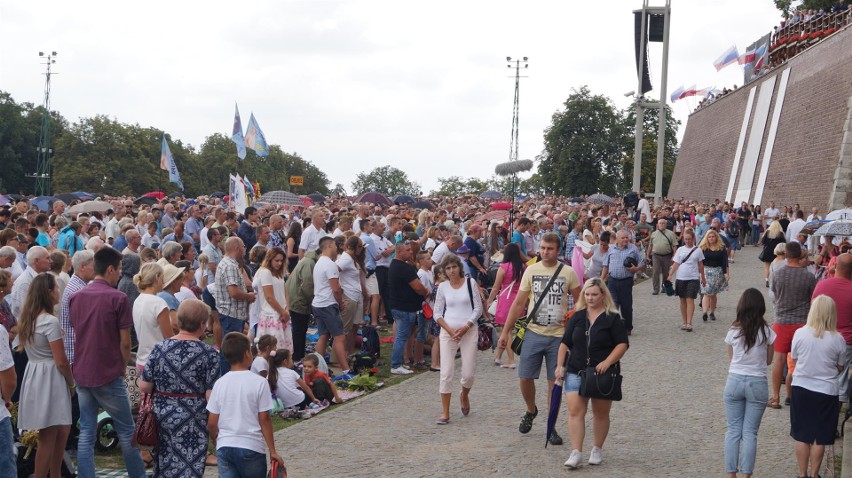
[501,363,517,369]
[685,324,693,332]
[205,454,218,466]
[680,324,687,330]
[767,398,782,409]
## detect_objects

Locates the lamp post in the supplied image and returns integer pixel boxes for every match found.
[27,51,58,196]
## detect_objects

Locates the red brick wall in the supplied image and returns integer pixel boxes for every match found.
[669,26,852,213]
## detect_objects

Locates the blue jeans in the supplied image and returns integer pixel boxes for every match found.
[0,418,14,478]
[217,446,267,478]
[77,377,146,478]
[391,309,417,369]
[218,313,246,374]
[723,373,768,475]
[751,224,761,245]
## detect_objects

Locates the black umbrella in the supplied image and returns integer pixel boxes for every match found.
[134,196,158,206]
[412,200,434,210]
[355,192,392,206]
[308,193,326,203]
[6,194,24,201]
[167,192,184,199]
[393,195,415,205]
[209,191,228,198]
[570,197,583,203]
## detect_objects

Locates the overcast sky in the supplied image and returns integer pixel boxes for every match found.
[0,0,781,194]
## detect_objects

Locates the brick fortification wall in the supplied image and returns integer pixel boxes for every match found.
[669,26,852,212]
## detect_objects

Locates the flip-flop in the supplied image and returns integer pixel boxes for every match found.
[500,363,517,369]
[685,324,693,332]
[767,398,782,409]
[205,454,218,466]
[436,416,450,425]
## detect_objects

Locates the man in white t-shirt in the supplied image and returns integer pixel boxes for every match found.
[312,237,352,380]
[299,211,327,259]
[763,201,780,226]
[431,235,462,268]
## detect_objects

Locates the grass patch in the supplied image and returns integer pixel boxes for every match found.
[95,327,423,469]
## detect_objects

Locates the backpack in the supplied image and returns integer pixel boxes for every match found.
[349,353,377,374]
[726,220,740,237]
[361,325,381,359]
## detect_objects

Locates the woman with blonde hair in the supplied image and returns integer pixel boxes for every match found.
[132,262,171,372]
[789,295,846,478]
[767,243,788,305]
[699,229,729,322]
[255,247,292,353]
[759,220,786,287]
[556,278,629,468]
[16,273,74,478]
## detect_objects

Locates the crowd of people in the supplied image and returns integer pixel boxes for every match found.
[0,188,850,476]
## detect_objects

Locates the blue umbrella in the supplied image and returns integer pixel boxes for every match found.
[31,195,56,211]
[545,378,564,448]
[480,190,503,199]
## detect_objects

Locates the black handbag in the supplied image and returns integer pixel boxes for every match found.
[510,264,563,355]
[578,316,623,401]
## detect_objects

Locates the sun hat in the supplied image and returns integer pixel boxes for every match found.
[161,263,186,288]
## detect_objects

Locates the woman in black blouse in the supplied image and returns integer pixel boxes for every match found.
[699,229,729,322]
[556,278,629,469]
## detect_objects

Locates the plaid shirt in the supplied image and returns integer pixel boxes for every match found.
[214,256,249,321]
[60,274,87,364]
[603,244,644,280]
[564,231,579,257]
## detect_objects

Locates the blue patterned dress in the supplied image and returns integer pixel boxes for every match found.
[141,338,220,478]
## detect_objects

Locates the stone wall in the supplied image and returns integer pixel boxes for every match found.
[669,25,852,213]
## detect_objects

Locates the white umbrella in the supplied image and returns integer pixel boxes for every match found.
[825,209,852,221]
[68,200,113,214]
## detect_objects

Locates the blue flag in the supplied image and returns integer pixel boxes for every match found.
[232,103,247,160]
[245,113,269,157]
[160,135,183,191]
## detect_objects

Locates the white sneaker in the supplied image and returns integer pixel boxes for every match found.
[588,446,602,465]
[391,366,413,375]
[564,449,582,469]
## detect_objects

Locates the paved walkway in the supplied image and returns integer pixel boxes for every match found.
[221,247,827,477]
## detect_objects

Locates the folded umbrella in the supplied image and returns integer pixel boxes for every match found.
[545,378,564,448]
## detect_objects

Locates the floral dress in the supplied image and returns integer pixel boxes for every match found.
[141,339,220,478]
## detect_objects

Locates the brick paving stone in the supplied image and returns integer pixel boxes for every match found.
[202,247,837,477]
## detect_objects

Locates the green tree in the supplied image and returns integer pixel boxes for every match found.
[622,101,680,196]
[539,87,630,196]
[520,173,548,196]
[351,165,420,196]
[465,178,489,195]
[433,176,467,196]
[773,0,835,15]
[0,92,66,195]
[331,183,347,197]
[487,175,516,196]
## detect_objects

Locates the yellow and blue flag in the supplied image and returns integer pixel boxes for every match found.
[245,113,269,157]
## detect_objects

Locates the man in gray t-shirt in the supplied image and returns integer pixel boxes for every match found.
[769,242,817,407]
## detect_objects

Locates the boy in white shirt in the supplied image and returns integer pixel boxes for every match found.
[416,251,436,369]
[208,332,284,477]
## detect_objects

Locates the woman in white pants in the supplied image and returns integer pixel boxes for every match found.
[434,254,482,425]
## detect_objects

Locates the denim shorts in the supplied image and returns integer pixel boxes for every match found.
[415,312,428,343]
[564,372,582,393]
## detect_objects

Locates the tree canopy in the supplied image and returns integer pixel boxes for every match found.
[622,102,680,196]
[351,165,420,196]
[0,90,329,196]
[538,86,630,196]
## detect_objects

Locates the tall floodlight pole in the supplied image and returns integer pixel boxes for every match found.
[29,51,58,196]
[506,56,527,217]
[653,0,671,206]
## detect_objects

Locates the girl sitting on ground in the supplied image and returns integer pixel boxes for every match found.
[267,349,320,409]
[302,354,342,404]
[250,334,277,379]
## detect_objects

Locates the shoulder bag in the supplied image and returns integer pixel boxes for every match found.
[510,264,564,355]
[578,315,623,401]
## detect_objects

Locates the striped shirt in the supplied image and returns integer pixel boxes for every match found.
[60,274,87,364]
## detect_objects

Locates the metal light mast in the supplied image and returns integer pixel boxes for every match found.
[31,51,58,196]
[506,56,528,164]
